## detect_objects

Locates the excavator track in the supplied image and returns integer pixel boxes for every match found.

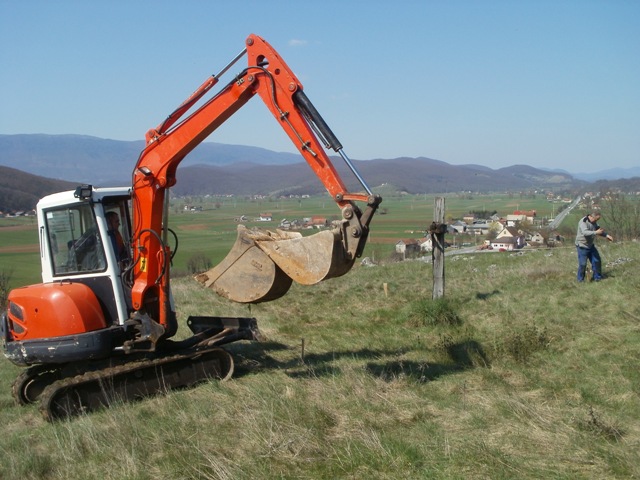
[38,347,233,421]
[12,365,64,406]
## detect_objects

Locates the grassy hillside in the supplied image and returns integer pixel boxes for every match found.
[1,239,638,479]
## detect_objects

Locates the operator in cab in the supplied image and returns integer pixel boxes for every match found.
[106,211,130,268]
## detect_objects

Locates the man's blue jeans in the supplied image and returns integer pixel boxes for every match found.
[576,245,602,282]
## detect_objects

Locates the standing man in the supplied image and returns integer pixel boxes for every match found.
[575,211,613,282]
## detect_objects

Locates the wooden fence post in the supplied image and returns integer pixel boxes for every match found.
[431,197,446,299]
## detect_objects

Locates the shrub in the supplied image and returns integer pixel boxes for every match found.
[497,323,549,363]
[0,269,12,309]
[578,406,624,442]
[186,253,212,274]
[403,297,462,327]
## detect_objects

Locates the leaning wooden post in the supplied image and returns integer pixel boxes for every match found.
[430,197,446,299]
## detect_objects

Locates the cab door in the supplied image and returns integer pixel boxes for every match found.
[41,202,120,325]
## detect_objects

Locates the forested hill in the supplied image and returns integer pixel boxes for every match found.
[0,166,77,212]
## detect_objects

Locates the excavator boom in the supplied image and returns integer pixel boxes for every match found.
[133,34,381,311]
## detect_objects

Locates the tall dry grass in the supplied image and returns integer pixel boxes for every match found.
[1,241,639,479]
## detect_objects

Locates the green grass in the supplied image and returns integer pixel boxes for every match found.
[0,252,42,288]
[1,237,639,478]
[0,227,38,246]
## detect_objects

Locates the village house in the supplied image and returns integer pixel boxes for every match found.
[420,236,433,252]
[449,220,467,234]
[463,213,477,224]
[505,214,526,227]
[279,218,293,229]
[467,222,491,236]
[183,205,203,212]
[513,209,537,223]
[495,226,526,249]
[304,215,329,228]
[490,237,518,251]
[395,238,421,256]
[527,231,545,245]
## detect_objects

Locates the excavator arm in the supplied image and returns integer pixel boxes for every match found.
[131,34,381,327]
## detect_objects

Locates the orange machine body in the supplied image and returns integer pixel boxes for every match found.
[6,282,107,341]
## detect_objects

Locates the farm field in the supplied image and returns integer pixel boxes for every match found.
[0,192,572,288]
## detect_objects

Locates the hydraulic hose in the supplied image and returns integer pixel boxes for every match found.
[293,90,343,152]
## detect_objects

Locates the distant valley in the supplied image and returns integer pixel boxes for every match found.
[1,134,639,211]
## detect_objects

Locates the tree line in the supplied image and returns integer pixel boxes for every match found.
[601,194,640,241]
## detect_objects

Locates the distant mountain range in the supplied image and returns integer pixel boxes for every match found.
[541,167,640,182]
[0,133,637,211]
[0,134,305,186]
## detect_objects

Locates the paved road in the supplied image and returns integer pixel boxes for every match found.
[547,195,582,230]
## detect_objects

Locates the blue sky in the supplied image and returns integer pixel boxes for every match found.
[1,0,638,174]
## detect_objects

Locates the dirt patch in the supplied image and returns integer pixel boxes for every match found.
[0,225,34,232]
[0,244,39,254]
[180,224,208,231]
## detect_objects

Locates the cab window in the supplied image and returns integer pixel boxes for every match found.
[45,203,107,275]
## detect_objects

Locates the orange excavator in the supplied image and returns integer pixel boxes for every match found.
[1,34,381,420]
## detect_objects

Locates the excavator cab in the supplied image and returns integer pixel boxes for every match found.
[38,187,134,328]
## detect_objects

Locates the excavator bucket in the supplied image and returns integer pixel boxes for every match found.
[196,225,355,303]
[195,226,293,303]
[255,227,354,285]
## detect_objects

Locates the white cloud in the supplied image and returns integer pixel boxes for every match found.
[288,39,308,47]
